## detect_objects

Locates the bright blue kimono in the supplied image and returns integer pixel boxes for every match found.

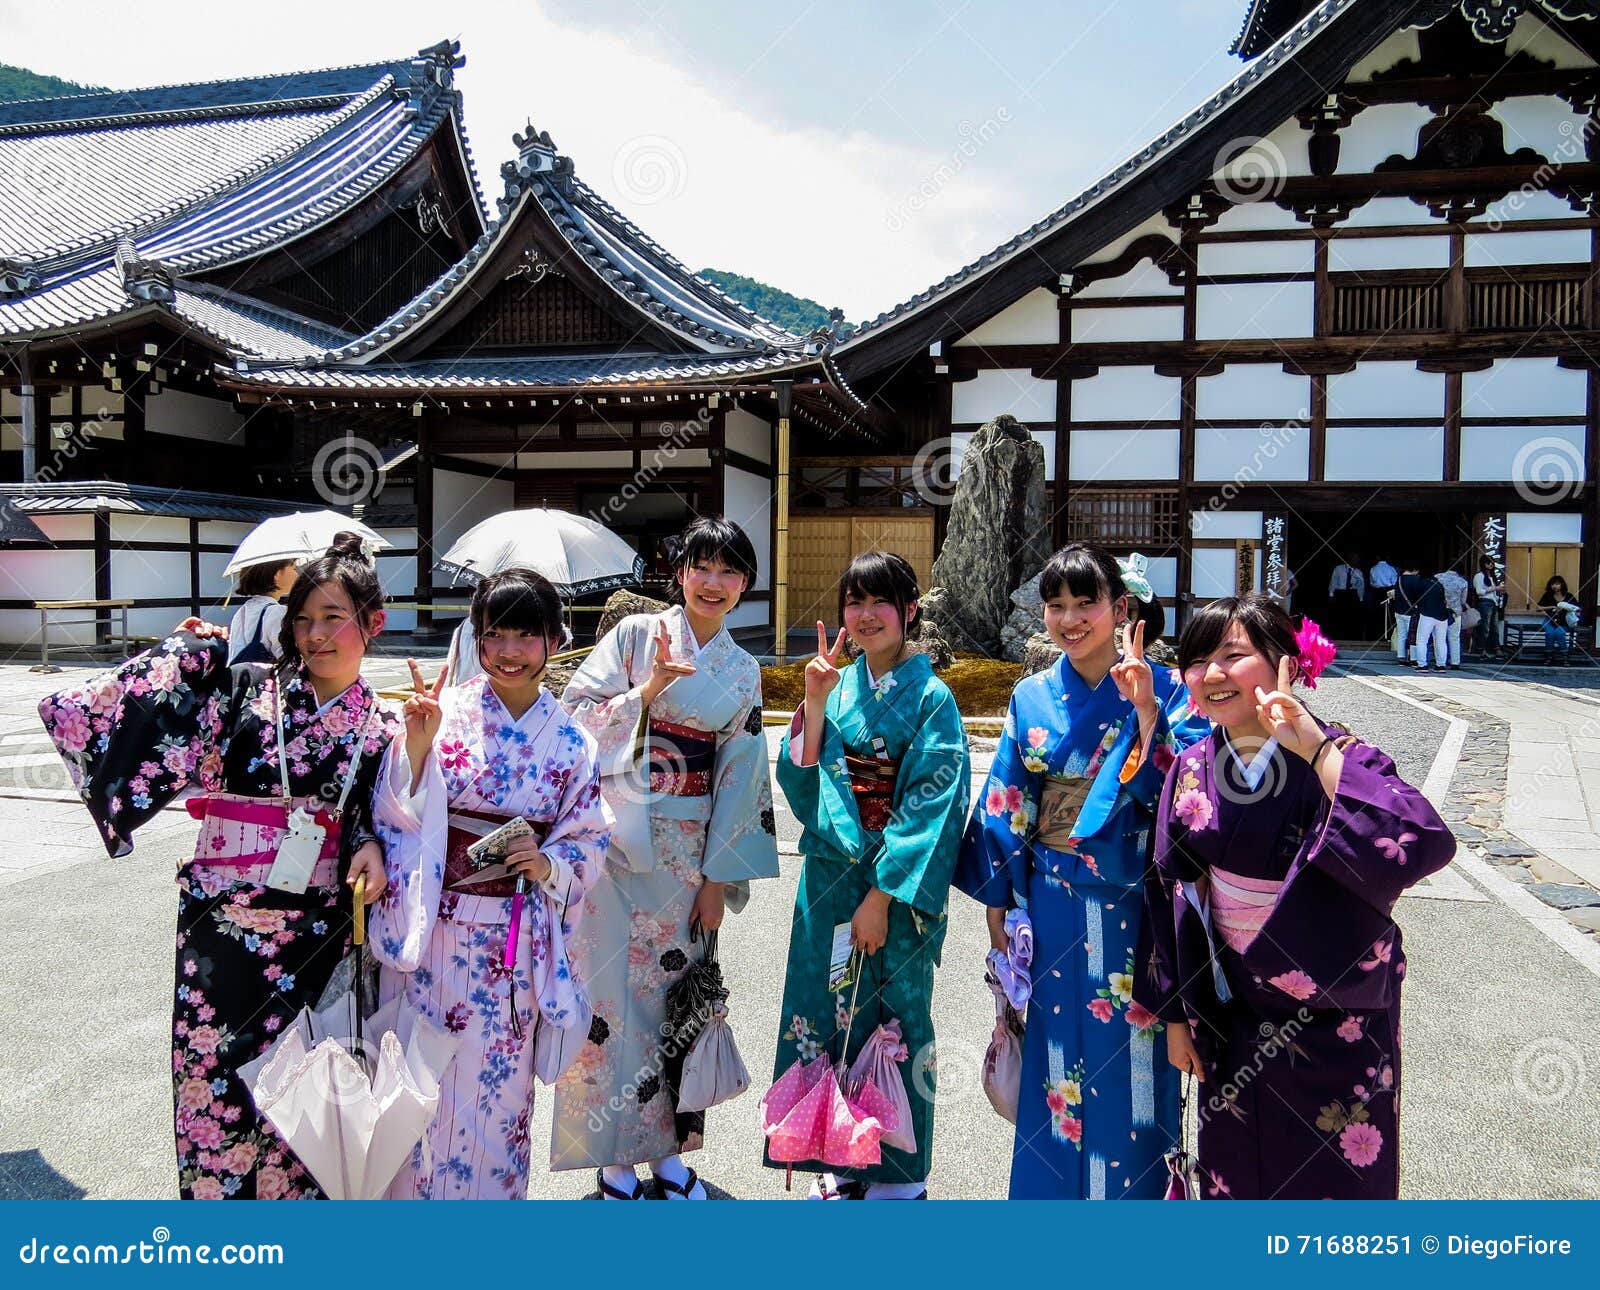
[956,654,1209,1198]
[768,652,971,1184]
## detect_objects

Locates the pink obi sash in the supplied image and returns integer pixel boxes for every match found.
[184,792,342,889]
[1209,866,1283,954]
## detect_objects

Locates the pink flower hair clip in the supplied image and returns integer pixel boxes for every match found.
[1293,617,1337,689]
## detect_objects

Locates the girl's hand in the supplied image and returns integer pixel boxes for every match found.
[177,616,229,641]
[347,839,387,903]
[505,834,553,885]
[1252,655,1321,759]
[1110,619,1156,717]
[404,658,448,744]
[1166,1021,1205,1082]
[691,880,726,932]
[641,617,697,705]
[804,622,850,705]
[851,888,891,956]
[985,905,1010,955]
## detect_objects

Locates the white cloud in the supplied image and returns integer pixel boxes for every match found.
[5,0,1036,321]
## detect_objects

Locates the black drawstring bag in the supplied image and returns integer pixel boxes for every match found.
[662,923,728,1145]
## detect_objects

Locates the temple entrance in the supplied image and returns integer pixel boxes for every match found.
[1284,505,1474,644]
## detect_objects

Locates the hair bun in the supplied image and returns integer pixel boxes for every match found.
[327,530,368,561]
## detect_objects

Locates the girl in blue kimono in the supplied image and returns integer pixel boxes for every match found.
[767,551,971,1199]
[956,544,1209,1198]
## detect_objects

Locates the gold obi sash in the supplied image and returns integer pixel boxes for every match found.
[1036,773,1091,851]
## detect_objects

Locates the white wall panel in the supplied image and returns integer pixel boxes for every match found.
[1198,237,1313,276]
[1491,94,1591,161]
[1463,358,1586,417]
[1347,28,1421,81]
[1465,228,1590,266]
[1195,281,1313,339]
[1190,510,1263,541]
[1461,425,1586,483]
[145,388,248,444]
[1336,104,1437,173]
[955,288,1059,346]
[1071,367,1181,422]
[724,466,773,589]
[1507,511,1583,543]
[1329,235,1449,271]
[724,408,771,463]
[1068,429,1179,481]
[1327,363,1444,420]
[1070,306,1183,343]
[1195,424,1311,482]
[1195,365,1310,419]
[1324,426,1443,481]
[952,369,1056,426]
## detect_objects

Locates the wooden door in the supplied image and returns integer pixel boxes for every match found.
[787,512,935,632]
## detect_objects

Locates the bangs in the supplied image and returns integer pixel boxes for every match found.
[1039,545,1117,604]
[472,569,564,639]
[676,516,758,584]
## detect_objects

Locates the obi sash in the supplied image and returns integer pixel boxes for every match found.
[185,791,341,888]
[445,805,549,898]
[844,752,899,832]
[647,717,716,797]
[1209,866,1283,954]
[1036,773,1091,852]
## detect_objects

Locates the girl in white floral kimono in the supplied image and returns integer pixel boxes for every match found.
[553,517,780,1200]
[369,569,609,1200]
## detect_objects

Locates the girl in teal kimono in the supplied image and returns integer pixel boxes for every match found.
[956,545,1210,1199]
[767,551,971,1200]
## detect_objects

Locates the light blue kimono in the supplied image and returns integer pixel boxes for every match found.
[956,653,1209,1198]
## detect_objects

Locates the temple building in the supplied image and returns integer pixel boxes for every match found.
[835,0,1599,639]
[4,1,1598,652]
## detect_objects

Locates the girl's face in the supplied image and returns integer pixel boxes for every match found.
[1183,622,1293,730]
[291,582,381,683]
[843,590,912,658]
[1043,584,1122,659]
[1550,579,1568,596]
[677,557,746,622]
[478,623,552,695]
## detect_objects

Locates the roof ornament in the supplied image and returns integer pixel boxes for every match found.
[501,122,575,205]
[115,237,173,304]
[0,258,40,300]
[414,39,465,94]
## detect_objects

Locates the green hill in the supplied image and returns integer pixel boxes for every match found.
[697,268,852,337]
[0,63,102,102]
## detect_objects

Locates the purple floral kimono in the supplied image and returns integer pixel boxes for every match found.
[38,630,401,1199]
[1137,727,1454,1199]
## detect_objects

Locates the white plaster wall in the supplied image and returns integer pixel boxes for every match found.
[1324,426,1444,481]
[1337,103,1438,173]
[1327,363,1445,420]
[433,468,514,562]
[954,288,1059,347]
[1328,235,1449,271]
[1195,281,1313,339]
[724,407,771,463]
[1465,228,1590,266]
[1463,358,1586,417]
[724,465,773,590]
[1347,28,1421,82]
[952,369,1056,425]
[1069,306,1183,343]
[1198,238,1314,276]
[1068,429,1180,481]
[1508,10,1595,69]
[1462,425,1586,483]
[1074,259,1181,300]
[0,514,94,646]
[144,387,248,444]
[1194,365,1310,419]
[1203,198,1307,234]
[1190,510,1263,541]
[1491,94,1591,161]
[1192,545,1258,598]
[1507,512,1583,543]
[1340,196,1437,229]
[1195,423,1311,482]
[1071,367,1181,423]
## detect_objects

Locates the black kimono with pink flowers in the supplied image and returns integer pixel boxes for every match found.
[1136,727,1453,1199]
[39,630,400,1199]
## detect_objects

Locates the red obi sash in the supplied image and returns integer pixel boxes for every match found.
[185,792,342,887]
[844,753,900,833]
[647,718,716,797]
[445,805,549,898]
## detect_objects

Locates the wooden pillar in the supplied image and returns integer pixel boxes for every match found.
[773,380,793,661]
[18,347,39,481]
[416,419,435,633]
[189,518,202,618]
[93,509,111,648]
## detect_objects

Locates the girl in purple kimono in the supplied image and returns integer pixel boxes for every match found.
[1139,594,1454,1199]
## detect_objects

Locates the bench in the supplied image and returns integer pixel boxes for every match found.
[30,600,135,674]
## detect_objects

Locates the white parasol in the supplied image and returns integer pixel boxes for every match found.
[434,508,643,596]
[224,511,390,578]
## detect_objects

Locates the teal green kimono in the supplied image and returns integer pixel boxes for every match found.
[766,652,971,1184]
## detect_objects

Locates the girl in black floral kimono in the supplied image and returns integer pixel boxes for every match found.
[40,532,401,1200]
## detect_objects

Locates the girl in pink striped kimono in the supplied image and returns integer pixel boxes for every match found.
[370,570,609,1199]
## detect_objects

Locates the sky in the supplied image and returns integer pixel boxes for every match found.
[2,0,1251,321]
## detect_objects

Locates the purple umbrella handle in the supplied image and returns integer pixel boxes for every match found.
[507,879,527,969]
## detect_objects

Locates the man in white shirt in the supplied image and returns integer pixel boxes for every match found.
[1367,557,1398,642]
[1328,557,1366,640]
[1472,557,1506,658]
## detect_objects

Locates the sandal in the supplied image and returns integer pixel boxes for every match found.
[597,1169,646,1200]
[653,1166,707,1200]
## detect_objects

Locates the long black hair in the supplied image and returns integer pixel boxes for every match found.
[274,531,384,675]
[665,515,758,598]
[1038,542,1166,641]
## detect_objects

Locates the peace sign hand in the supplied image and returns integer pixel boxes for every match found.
[804,621,850,705]
[640,616,697,705]
[1252,654,1320,759]
[403,657,449,750]
[1109,619,1157,716]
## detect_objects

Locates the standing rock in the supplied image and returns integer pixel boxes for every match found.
[596,589,670,640]
[924,415,1050,655]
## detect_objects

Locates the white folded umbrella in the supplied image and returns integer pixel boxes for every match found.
[224,510,390,578]
[435,508,643,596]
[240,992,459,1200]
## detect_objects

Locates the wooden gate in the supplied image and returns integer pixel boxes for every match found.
[787,512,935,633]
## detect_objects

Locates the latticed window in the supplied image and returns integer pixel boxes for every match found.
[1328,266,1589,334]
[1065,489,1181,546]
[793,457,927,508]
[1330,271,1445,333]
[1468,268,1587,331]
